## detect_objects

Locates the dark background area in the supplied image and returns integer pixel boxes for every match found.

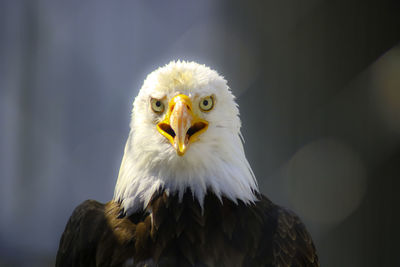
[1,0,399,266]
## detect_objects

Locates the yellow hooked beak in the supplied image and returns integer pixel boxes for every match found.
[157,94,208,156]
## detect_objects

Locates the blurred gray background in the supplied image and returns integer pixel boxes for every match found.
[1,0,400,266]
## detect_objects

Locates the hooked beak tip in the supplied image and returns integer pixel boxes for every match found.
[174,141,188,156]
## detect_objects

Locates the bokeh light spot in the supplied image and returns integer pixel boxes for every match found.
[371,47,400,133]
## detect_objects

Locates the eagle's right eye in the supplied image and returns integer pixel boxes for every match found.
[150,98,164,113]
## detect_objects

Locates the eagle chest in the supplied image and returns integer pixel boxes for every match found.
[123,192,274,267]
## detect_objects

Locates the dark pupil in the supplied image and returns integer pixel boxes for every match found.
[203,100,209,106]
[155,101,161,107]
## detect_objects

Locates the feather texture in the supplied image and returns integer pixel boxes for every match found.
[56,190,319,267]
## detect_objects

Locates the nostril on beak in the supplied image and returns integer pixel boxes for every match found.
[187,122,207,138]
[158,123,176,138]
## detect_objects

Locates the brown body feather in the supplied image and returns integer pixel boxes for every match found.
[56,190,319,267]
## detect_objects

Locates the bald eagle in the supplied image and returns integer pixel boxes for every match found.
[56,61,319,267]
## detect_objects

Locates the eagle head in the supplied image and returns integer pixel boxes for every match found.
[114,61,258,215]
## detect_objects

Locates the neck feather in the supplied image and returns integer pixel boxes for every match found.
[114,130,258,215]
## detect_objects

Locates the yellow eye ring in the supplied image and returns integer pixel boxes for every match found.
[199,95,214,112]
[150,98,165,113]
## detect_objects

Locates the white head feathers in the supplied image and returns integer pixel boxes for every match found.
[114,61,258,215]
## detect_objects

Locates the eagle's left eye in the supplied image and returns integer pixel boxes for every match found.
[150,98,164,113]
[199,96,214,112]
